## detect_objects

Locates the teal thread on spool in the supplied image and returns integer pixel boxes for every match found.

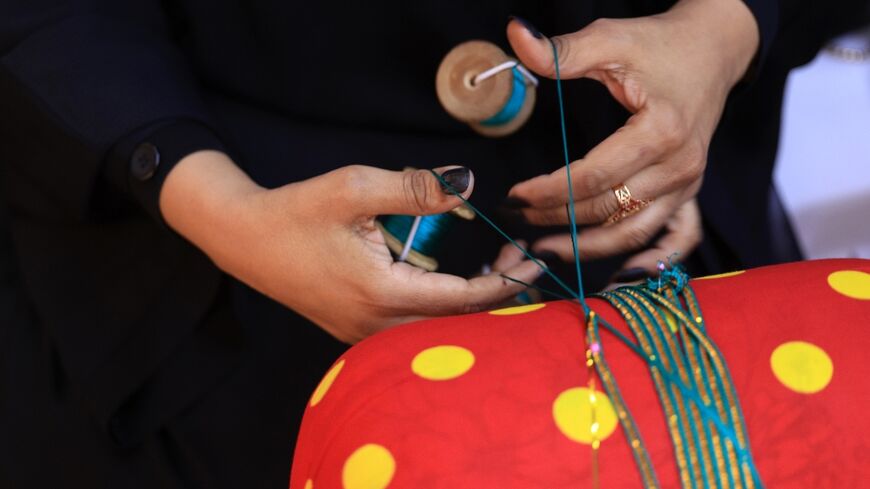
[381,213,455,257]
[479,67,527,127]
[377,204,474,272]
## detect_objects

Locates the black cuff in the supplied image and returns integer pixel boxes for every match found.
[107,120,226,225]
[741,0,779,81]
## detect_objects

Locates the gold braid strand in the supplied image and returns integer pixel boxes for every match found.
[585,313,601,489]
[586,312,660,488]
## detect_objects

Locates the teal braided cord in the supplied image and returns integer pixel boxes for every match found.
[680,288,763,487]
[606,291,698,489]
[638,283,764,487]
[628,290,713,489]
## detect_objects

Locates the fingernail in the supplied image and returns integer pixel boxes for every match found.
[531,251,559,264]
[611,267,650,283]
[509,16,544,39]
[439,167,471,194]
[501,196,531,209]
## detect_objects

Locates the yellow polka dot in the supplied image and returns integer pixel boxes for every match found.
[342,444,395,489]
[827,270,870,300]
[304,480,313,489]
[309,359,345,407]
[411,345,474,381]
[552,387,618,444]
[695,270,745,280]
[489,303,546,315]
[770,341,834,394]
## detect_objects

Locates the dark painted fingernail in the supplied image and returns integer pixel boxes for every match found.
[509,16,543,39]
[501,196,531,209]
[611,267,650,283]
[531,251,560,264]
[439,167,471,194]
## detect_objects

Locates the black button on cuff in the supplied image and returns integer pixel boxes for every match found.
[130,142,160,181]
[107,121,225,226]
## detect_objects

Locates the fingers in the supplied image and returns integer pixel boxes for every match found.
[387,258,544,317]
[507,17,624,79]
[491,241,528,273]
[619,199,702,273]
[326,165,474,219]
[532,191,683,260]
[518,166,702,228]
[509,108,691,209]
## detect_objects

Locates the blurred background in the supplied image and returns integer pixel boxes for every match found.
[774,26,870,259]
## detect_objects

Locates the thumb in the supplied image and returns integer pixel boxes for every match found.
[336,165,474,218]
[506,17,615,79]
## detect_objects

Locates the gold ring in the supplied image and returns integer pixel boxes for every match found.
[604,183,652,226]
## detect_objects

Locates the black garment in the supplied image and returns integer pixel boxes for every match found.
[0,1,863,487]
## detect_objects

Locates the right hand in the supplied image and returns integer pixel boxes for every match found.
[159,151,544,343]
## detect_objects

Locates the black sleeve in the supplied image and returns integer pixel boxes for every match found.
[0,1,224,224]
[740,0,779,80]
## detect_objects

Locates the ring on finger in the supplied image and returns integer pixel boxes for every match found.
[604,183,652,226]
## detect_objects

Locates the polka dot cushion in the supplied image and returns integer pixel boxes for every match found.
[290,259,870,488]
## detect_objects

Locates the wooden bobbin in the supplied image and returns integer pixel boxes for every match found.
[436,40,536,137]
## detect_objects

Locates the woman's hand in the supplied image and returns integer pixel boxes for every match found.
[505,0,759,273]
[159,151,543,343]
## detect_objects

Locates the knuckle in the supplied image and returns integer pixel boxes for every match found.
[691,226,704,247]
[461,300,487,315]
[684,143,707,176]
[552,36,571,72]
[588,18,634,49]
[672,144,706,187]
[334,165,368,202]
[593,194,618,222]
[578,166,609,195]
[687,227,703,248]
[527,210,551,226]
[588,18,618,37]
[403,169,435,213]
[624,225,654,249]
[650,107,687,150]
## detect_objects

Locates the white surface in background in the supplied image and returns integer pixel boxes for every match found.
[773,34,870,259]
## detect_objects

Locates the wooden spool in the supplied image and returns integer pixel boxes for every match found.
[435,40,536,137]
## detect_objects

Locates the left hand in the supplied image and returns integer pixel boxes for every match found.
[505,0,759,273]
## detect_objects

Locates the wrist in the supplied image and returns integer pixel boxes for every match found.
[665,0,760,88]
[159,150,265,265]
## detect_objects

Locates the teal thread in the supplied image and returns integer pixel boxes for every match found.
[431,170,579,302]
[499,274,573,301]
[550,40,588,314]
[479,67,527,126]
[380,213,456,257]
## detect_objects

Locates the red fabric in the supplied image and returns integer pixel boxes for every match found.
[290,259,870,488]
